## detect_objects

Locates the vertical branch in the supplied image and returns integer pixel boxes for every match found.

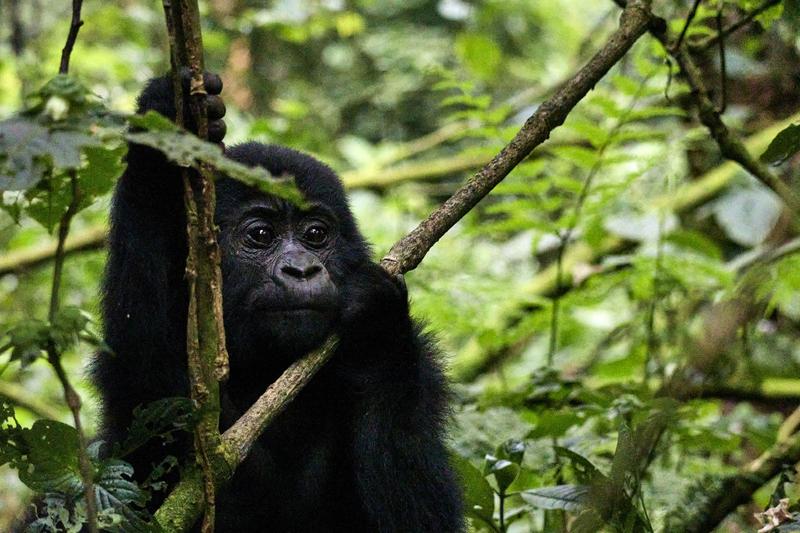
[58,0,84,74]
[162,1,228,531]
[714,0,727,113]
[9,0,25,56]
[46,174,98,533]
[45,3,97,531]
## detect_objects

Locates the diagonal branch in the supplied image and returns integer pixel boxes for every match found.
[613,0,800,218]
[380,0,654,276]
[153,1,655,529]
[688,0,781,53]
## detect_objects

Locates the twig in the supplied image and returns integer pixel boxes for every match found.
[688,0,781,52]
[380,0,654,276]
[0,226,105,277]
[58,0,84,75]
[45,174,98,533]
[672,0,701,52]
[613,0,800,219]
[45,5,98,529]
[715,1,727,113]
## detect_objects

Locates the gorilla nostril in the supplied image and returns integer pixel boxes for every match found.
[281,263,321,280]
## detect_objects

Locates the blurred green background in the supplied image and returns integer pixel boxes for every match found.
[2,0,800,530]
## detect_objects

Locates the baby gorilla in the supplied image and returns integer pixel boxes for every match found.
[92,73,464,532]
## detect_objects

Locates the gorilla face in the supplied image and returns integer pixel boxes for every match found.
[212,143,369,372]
[219,195,343,365]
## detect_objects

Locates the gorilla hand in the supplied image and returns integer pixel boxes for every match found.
[339,262,411,346]
[136,70,226,144]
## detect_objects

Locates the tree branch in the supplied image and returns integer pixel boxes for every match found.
[613,0,800,219]
[44,4,98,530]
[0,225,106,277]
[0,380,63,421]
[151,2,654,529]
[58,0,83,75]
[380,0,654,276]
[688,0,781,53]
[161,1,227,531]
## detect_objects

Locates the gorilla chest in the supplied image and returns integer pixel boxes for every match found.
[232,383,355,505]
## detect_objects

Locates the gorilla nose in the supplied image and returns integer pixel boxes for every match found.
[278,252,323,281]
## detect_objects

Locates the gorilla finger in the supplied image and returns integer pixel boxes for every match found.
[203,72,223,95]
[208,120,227,143]
[207,95,226,120]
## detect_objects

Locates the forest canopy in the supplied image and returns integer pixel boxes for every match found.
[2,0,800,531]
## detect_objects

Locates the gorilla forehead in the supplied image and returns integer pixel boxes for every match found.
[218,142,356,233]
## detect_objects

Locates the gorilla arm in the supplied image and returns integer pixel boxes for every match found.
[338,264,465,532]
[94,74,226,436]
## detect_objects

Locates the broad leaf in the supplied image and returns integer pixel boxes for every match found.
[761,123,800,165]
[450,453,495,526]
[521,484,590,512]
[127,111,306,206]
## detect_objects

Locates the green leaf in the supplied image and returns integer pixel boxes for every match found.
[0,118,106,192]
[0,120,51,190]
[489,458,520,494]
[520,484,590,511]
[553,447,605,484]
[455,34,502,80]
[116,397,197,457]
[760,123,800,165]
[496,439,525,466]
[450,453,495,526]
[126,112,306,207]
[526,410,583,439]
[93,458,159,533]
[3,318,50,366]
[18,420,83,494]
[96,459,146,507]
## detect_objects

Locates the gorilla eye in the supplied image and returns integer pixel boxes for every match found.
[303,224,328,246]
[246,225,274,247]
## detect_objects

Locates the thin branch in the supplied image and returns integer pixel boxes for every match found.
[344,152,492,189]
[380,0,654,276]
[161,0,227,531]
[672,0,701,52]
[0,380,63,420]
[614,0,800,218]
[58,0,83,75]
[688,0,781,53]
[45,174,98,533]
[43,4,98,529]
[715,0,727,113]
[0,225,105,277]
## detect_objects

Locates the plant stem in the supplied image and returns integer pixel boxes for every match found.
[46,173,98,533]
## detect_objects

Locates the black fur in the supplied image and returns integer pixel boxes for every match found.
[92,74,464,532]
